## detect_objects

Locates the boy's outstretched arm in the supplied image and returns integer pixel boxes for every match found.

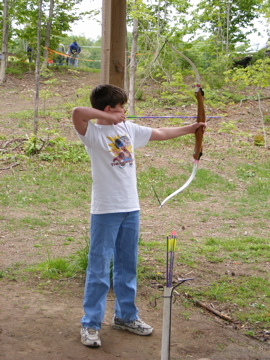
[149,122,206,141]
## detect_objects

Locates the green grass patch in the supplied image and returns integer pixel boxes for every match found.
[0,161,91,209]
[202,276,269,326]
[137,165,236,204]
[202,236,270,263]
[8,110,34,120]
[29,257,82,280]
[237,162,270,198]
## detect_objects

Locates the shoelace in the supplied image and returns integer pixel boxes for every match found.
[87,329,97,335]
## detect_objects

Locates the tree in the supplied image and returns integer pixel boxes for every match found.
[34,0,43,136]
[126,0,191,110]
[128,16,139,115]
[127,0,142,114]
[190,0,262,54]
[261,0,270,22]
[0,0,9,83]
[42,0,55,68]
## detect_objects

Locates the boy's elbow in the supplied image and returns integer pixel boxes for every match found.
[72,108,87,136]
[72,107,80,121]
[72,107,82,125]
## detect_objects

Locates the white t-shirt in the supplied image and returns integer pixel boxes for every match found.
[77,120,152,214]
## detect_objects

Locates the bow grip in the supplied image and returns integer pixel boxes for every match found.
[193,87,205,161]
[193,127,204,160]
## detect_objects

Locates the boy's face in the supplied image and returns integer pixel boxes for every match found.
[108,104,126,114]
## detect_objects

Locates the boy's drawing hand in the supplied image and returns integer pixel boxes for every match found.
[109,111,126,125]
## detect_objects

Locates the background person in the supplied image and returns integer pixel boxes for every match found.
[27,45,33,63]
[68,40,81,67]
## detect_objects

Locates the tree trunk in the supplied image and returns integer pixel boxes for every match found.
[0,0,9,84]
[42,0,55,68]
[226,0,231,55]
[124,28,129,95]
[128,17,139,116]
[34,0,43,135]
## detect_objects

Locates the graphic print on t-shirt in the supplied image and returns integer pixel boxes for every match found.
[107,134,134,168]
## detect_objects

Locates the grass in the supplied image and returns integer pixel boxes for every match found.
[29,257,80,279]
[0,160,91,209]
[0,70,269,339]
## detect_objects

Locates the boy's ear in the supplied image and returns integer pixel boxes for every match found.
[104,105,111,112]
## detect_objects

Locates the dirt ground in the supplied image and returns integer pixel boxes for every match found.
[0,69,269,360]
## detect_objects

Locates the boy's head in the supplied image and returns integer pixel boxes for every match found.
[90,84,127,111]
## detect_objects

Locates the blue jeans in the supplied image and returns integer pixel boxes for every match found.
[81,211,140,330]
[68,54,78,66]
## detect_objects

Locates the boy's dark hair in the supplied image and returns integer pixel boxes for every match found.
[90,84,127,111]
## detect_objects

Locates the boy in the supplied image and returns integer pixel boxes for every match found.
[72,84,206,348]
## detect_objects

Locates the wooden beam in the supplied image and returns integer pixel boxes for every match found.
[101,0,126,89]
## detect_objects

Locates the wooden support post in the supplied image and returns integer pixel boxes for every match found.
[161,287,173,360]
[101,0,126,88]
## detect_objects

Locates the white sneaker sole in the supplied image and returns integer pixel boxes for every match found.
[81,338,101,347]
[112,323,153,336]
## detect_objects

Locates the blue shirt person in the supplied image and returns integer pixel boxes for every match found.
[68,40,81,67]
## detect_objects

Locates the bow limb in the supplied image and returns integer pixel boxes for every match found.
[167,43,201,87]
[160,44,206,208]
[160,162,198,207]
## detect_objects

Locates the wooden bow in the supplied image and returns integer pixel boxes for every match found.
[160,43,206,208]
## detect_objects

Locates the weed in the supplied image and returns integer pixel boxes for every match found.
[75,239,90,272]
[218,121,237,133]
[30,257,81,279]
[264,115,270,124]
[254,133,265,147]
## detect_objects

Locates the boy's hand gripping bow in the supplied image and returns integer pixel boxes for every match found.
[160,43,206,208]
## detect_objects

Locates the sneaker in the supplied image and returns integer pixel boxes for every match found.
[111,315,153,336]
[80,327,101,347]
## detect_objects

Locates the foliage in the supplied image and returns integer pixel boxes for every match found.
[218,121,237,133]
[159,71,194,105]
[10,0,83,51]
[127,0,267,99]
[75,238,90,273]
[24,135,45,155]
[1,128,90,162]
[254,133,265,146]
[189,0,262,52]
[4,60,35,76]
[135,37,269,107]
[127,0,191,37]
[38,136,89,162]
[261,0,270,21]
[30,257,82,279]
[224,58,270,88]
